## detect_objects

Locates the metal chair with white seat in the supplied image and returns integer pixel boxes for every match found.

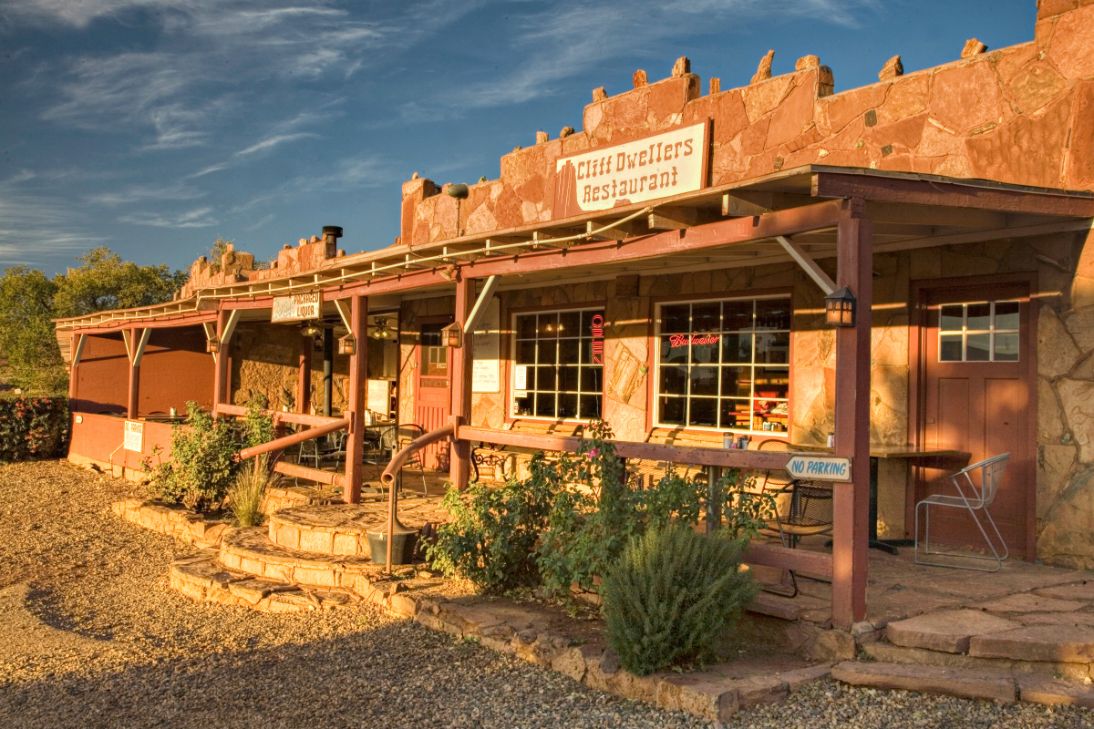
[914,452,1010,572]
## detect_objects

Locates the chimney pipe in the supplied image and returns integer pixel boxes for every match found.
[322,225,343,257]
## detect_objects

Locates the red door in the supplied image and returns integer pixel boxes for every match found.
[916,282,1034,558]
[414,319,452,470]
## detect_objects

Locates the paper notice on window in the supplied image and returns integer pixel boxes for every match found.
[472,298,501,393]
[514,364,529,392]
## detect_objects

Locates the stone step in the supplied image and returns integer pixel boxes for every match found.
[219,526,382,593]
[831,661,1016,703]
[169,553,354,613]
[262,485,343,516]
[267,500,443,557]
[861,640,1091,682]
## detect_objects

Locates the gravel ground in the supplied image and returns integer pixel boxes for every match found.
[0,460,1090,728]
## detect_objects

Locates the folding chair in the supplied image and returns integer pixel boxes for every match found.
[915,452,1009,571]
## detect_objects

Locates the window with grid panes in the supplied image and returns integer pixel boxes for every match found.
[655,297,790,433]
[511,308,604,419]
[938,300,1020,362]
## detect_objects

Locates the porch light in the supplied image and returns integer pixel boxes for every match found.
[206,337,220,354]
[825,286,856,328]
[338,334,357,356]
[441,322,462,348]
[300,321,322,338]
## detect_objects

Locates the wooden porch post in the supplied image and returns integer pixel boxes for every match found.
[125,327,147,419]
[68,333,86,403]
[344,295,368,503]
[297,334,312,414]
[449,275,474,489]
[831,199,873,629]
[212,308,229,416]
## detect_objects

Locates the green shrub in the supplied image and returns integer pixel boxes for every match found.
[720,470,776,541]
[0,396,70,462]
[426,454,559,593]
[240,397,274,449]
[151,402,241,513]
[228,454,270,527]
[601,524,756,676]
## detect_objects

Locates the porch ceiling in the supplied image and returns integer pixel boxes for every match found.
[55,165,1094,332]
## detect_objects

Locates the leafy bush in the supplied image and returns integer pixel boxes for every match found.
[240,397,274,449]
[720,469,776,541]
[151,403,241,512]
[228,454,270,527]
[427,454,559,592]
[0,396,70,462]
[601,524,756,676]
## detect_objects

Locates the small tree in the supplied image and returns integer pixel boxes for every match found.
[0,267,66,392]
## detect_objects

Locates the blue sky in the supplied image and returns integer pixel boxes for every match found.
[0,0,1036,276]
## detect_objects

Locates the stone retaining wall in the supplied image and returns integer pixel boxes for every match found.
[111,498,228,549]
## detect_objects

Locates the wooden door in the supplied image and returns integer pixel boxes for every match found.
[916,282,1034,557]
[414,319,452,470]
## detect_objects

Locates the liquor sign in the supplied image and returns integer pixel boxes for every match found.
[552,121,709,218]
[271,292,321,323]
[590,313,606,365]
[786,455,852,482]
[123,420,144,453]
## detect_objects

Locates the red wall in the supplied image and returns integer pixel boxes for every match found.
[139,327,214,415]
[68,412,174,474]
[73,334,128,414]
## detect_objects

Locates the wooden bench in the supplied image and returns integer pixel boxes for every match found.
[470,420,585,483]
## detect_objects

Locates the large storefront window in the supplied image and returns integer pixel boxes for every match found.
[512,308,604,420]
[655,296,790,433]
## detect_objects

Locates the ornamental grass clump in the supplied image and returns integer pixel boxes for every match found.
[601,524,756,676]
[228,454,270,527]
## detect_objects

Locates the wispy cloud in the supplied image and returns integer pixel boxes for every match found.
[118,206,217,228]
[86,181,206,206]
[0,171,102,265]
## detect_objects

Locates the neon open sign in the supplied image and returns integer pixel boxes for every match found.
[668,333,720,348]
[590,314,605,365]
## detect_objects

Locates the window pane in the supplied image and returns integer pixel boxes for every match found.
[755,331,789,364]
[537,340,557,364]
[558,337,579,362]
[967,303,991,331]
[659,365,688,395]
[721,332,752,363]
[516,340,536,364]
[558,311,581,337]
[580,366,602,392]
[720,399,750,430]
[940,334,963,361]
[535,392,555,417]
[940,305,963,332]
[756,299,791,330]
[967,333,991,361]
[690,366,719,396]
[581,309,606,335]
[516,315,537,339]
[660,304,690,333]
[513,395,533,416]
[539,313,559,338]
[755,367,789,399]
[660,335,689,364]
[536,366,557,389]
[692,302,720,332]
[578,395,601,419]
[994,332,1019,361]
[690,335,721,365]
[557,393,577,419]
[721,367,751,398]
[558,366,579,391]
[689,398,717,427]
[995,301,1019,330]
[723,301,753,331]
[659,396,685,425]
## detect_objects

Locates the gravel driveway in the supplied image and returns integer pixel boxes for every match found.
[0,460,1089,728]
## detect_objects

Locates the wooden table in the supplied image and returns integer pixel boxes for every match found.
[792,443,970,554]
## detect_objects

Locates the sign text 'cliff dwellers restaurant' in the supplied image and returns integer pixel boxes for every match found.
[55,1,1094,629]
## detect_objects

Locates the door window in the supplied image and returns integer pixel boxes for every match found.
[938,300,1020,363]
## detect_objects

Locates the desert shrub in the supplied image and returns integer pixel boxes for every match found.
[720,469,776,541]
[240,397,274,449]
[228,454,270,527]
[151,402,241,513]
[426,454,559,593]
[601,524,756,676]
[0,396,70,462]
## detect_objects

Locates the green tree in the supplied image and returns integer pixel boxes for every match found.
[52,247,187,318]
[0,267,66,393]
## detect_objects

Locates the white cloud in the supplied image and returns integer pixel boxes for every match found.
[86,181,207,206]
[0,171,102,264]
[119,206,217,228]
[236,132,317,158]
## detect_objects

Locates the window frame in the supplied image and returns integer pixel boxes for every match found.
[652,293,792,436]
[937,299,1021,363]
[508,305,606,422]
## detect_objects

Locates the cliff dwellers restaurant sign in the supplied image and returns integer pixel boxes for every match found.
[552,121,709,218]
[271,292,321,323]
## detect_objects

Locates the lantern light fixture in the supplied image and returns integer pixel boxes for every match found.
[206,337,220,354]
[824,286,857,328]
[441,322,463,348]
[338,334,357,356]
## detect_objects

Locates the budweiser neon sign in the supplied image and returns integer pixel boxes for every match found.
[668,333,720,348]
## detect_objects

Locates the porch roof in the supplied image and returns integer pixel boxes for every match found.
[55,165,1094,334]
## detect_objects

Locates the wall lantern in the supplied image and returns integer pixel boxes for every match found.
[824,286,857,328]
[337,334,357,356]
[441,322,463,348]
[206,337,220,354]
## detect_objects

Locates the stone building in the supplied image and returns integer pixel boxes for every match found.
[56,0,1094,627]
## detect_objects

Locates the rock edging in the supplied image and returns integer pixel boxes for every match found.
[111,499,229,549]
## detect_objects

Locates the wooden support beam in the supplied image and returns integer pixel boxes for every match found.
[585,219,644,240]
[831,200,873,630]
[776,235,836,295]
[449,276,474,489]
[297,333,312,415]
[344,295,367,503]
[648,206,701,230]
[463,275,499,334]
[865,201,1008,228]
[212,309,230,416]
[68,333,86,402]
[722,191,814,217]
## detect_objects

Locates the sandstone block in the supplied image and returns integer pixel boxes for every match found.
[879,55,904,81]
[388,592,418,618]
[979,592,1084,613]
[550,646,587,683]
[1018,675,1094,707]
[1035,581,1094,601]
[831,661,1015,703]
[297,528,334,555]
[886,609,1022,654]
[657,675,739,722]
[751,50,774,84]
[970,624,1094,663]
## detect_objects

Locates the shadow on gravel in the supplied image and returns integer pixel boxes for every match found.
[0,619,697,729]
